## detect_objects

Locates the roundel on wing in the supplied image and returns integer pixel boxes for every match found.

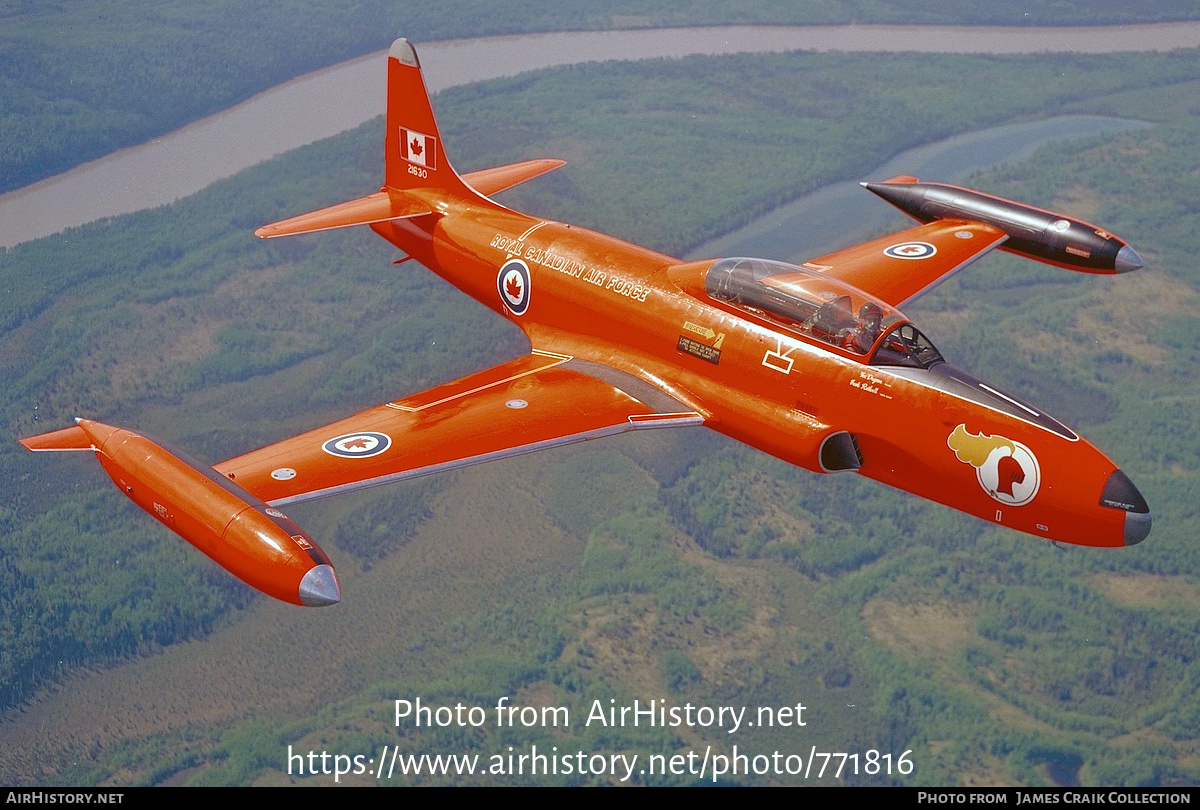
[322,431,392,459]
[884,241,937,260]
[497,259,531,315]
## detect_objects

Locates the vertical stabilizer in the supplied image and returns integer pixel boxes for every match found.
[384,39,476,199]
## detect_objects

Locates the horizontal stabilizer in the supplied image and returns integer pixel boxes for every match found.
[255,190,434,239]
[463,159,566,197]
[20,423,94,452]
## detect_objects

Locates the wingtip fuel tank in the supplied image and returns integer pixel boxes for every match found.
[862,177,1144,274]
[21,419,340,607]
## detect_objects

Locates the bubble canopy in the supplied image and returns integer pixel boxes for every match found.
[703,257,943,367]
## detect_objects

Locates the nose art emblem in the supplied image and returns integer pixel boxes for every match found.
[947,424,1041,506]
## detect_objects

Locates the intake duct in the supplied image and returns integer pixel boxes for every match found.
[820,431,863,472]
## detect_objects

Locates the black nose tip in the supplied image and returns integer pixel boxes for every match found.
[1099,469,1151,545]
[1124,511,1152,546]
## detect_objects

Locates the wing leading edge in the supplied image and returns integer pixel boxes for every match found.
[802,220,1007,308]
[214,352,703,506]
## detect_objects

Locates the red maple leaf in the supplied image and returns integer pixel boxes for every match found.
[410,137,423,157]
[505,274,523,300]
[343,438,372,449]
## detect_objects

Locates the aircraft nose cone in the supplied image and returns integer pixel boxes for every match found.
[1124,510,1152,546]
[299,564,341,606]
[1099,469,1151,545]
[1115,244,1145,273]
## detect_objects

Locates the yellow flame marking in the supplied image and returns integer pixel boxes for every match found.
[947,424,1014,468]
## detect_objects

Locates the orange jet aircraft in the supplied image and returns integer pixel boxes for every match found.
[22,39,1152,607]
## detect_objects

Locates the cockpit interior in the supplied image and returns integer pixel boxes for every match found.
[703,257,943,367]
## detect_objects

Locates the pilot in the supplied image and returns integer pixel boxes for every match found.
[811,294,855,339]
[842,303,883,354]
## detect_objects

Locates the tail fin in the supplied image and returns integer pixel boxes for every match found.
[384,39,476,198]
[255,38,565,240]
[256,38,474,240]
[385,40,566,197]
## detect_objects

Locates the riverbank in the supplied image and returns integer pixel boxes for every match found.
[2,23,1197,248]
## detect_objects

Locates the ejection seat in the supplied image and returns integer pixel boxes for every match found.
[809,295,856,340]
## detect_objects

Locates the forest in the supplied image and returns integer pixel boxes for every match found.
[2,30,1200,788]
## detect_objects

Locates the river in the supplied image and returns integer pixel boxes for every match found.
[1,23,1196,248]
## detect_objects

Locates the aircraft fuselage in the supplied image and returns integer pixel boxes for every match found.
[20,37,1151,609]
[373,194,1144,548]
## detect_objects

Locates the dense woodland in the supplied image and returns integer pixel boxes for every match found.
[3,1,1200,193]
[3,35,1200,787]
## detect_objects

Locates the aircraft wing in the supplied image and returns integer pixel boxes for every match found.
[802,220,1007,308]
[214,351,702,506]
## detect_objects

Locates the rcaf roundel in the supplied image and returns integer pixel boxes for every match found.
[498,259,531,315]
[884,241,937,260]
[322,432,392,459]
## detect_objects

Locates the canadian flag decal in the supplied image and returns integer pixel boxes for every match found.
[399,127,437,170]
